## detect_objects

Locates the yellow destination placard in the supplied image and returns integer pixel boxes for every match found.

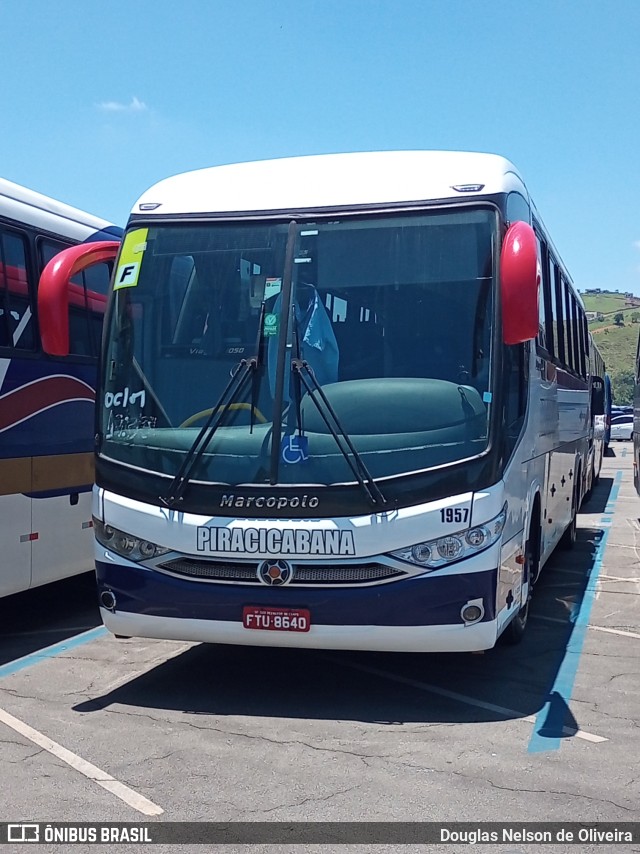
[113,228,149,290]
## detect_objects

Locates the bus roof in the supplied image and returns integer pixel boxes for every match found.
[0,177,117,242]
[132,150,530,217]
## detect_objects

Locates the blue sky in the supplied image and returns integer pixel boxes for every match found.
[1,0,639,293]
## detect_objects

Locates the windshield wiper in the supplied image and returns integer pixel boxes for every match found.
[291,357,386,508]
[160,302,268,509]
[160,359,256,508]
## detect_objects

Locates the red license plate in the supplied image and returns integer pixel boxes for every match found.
[242,606,311,633]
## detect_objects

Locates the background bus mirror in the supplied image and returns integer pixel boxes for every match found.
[38,241,120,356]
[500,221,539,345]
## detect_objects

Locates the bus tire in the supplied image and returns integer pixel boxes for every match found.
[559,475,579,550]
[501,598,529,645]
[501,510,540,645]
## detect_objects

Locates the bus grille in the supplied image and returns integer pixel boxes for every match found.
[156,558,406,585]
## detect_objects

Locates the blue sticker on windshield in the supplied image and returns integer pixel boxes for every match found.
[483,392,493,403]
[281,435,309,464]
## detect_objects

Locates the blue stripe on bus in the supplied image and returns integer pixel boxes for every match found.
[84,225,124,242]
[528,469,622,753]
[96,561,498,627]
[0,359,96,459]
[0,626,108,680]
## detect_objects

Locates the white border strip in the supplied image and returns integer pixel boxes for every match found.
[0,706,163,815]
[589,624,640,640]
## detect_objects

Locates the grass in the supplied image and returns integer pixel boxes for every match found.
[582,291,638,403]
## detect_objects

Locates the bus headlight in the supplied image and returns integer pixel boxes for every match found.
[390,504,507,570]
[94,519,171,562]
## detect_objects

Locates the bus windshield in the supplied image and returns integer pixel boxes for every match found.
[99,208,496,490]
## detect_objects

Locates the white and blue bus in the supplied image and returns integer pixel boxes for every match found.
[0,177,121,597]
[39,151,601,651]
[586,334,607,497]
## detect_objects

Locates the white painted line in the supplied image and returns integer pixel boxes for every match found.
[0,706,163,816]
[322,656,607,744]
[589,625,640,640]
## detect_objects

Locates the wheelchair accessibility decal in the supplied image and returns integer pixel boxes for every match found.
[281,434,309,464]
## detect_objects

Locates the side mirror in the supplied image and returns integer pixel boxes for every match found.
[38,241,120,356]
[500,221,540,345]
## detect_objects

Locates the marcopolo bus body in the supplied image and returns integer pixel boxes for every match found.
[0,178,121,597]
[39,151,601,650]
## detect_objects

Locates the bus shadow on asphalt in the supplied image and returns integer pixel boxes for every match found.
[0,573,101,666]
[580,474,614,514]
[73,526,603,742]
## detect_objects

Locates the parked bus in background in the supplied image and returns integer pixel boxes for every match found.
[40,151,599,651]
[585,334,606,500]
[603,372,612,450]
[0,178,122,597]
[634,330,640,494]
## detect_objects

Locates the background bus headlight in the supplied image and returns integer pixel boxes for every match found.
[390,504,506,570]
[94,519,171,562]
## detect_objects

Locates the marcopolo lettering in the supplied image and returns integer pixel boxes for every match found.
[219,494,319,510]
[197,527,355,556]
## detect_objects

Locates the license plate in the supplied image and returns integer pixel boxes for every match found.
[242,606,311,632]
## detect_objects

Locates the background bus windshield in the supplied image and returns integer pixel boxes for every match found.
[99,209,495,489]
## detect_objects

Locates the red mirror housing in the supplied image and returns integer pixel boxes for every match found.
[500,221,540,345]
[38,241,120,356]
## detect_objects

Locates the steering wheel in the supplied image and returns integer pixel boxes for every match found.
[179,402,267,428]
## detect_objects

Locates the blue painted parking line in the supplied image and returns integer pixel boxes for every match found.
[604,472,623,514]
[0,626,108,680]
[528,470,623,754]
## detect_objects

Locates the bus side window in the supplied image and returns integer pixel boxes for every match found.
[40,237,111,358]
[0,229,34,350]
[84,261,111,354]
[535,233,547,351]
[504,342,528,454]
[68,265,110,357]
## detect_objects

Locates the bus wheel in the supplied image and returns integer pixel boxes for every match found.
[501,516,539,645]
[559,477,579,550]
[501,597,529,645]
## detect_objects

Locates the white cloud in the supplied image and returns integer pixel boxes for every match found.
[97,96,148,113]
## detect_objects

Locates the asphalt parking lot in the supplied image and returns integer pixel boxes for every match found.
[1,446,639,853]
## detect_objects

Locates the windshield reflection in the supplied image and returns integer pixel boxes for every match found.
[99,210,496,490]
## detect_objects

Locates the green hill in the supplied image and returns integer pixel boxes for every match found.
[582,290,638,404]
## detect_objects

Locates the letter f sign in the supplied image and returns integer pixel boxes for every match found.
[116,262,139,288]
